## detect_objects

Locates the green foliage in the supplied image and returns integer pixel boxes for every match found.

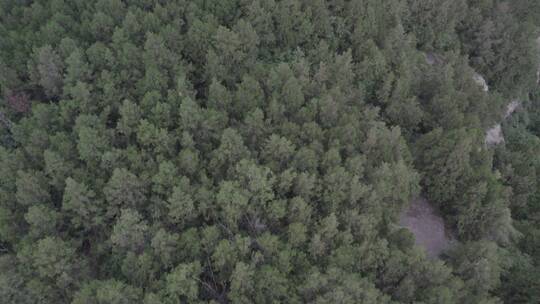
[0,0,538,302]
[62,177,101,231]
[165,262,202,302]
[448,241,505,302]
[110,209,149,253]
[32,45,64,98]
[104,168,146,218]
[72,280,142,304]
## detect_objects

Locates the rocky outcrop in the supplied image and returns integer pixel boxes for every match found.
[423,52,489,92]
[486,124,504,145]
[424,52,444,66]
[473,72,489,92]
[505,100,520,118]
[485,100,521,146]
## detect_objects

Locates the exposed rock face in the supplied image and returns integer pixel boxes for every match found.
[486,124,504,145]
[505,100,520,118]
[485,100,520,146]
[425,52,436,65]
[424,52,489,92]
[400,197,452,258]
[424,52,444,66]
[473,72,489,92]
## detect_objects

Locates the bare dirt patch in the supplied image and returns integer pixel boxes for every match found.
[399,197,453,258]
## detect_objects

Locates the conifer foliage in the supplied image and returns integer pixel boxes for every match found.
[0,0,539,303]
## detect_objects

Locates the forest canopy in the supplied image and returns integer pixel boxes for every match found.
[1,0,540,303]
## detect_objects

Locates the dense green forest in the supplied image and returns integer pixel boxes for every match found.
[1,0,540,303]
